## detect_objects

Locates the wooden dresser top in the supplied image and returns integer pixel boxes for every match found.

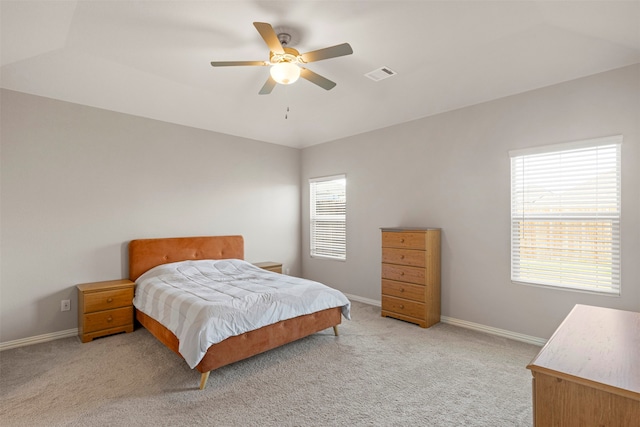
[527,304,640,400]
[380,227,441,231]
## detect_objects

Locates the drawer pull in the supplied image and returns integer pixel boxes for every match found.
[400,238,405,243]
[399,304,405,309]
[400,272,405,276]
[400,255,405,259]
[400,288,405,292]
[107,297,113,303]
[107,316,113,323]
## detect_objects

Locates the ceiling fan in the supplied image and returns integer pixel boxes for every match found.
[210,22,353,95]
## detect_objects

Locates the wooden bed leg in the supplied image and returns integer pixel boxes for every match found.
[333,325,339,336]
[199,371,210,390]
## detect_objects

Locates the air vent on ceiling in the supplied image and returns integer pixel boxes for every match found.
[364,66,397,81]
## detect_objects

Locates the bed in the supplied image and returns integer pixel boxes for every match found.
[128,235,350,390]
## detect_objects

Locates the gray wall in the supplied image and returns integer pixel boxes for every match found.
[1,89,301,343]
[301,64,640,340]
[2,64,638,345]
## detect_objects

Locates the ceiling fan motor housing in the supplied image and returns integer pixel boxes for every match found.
[270,47,302,65]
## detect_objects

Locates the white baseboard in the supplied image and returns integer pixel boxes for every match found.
[440,316,546,347]
[345,293,546,347]
[344,293,381,307]
[0,328,78,351]
[1,298,547,351]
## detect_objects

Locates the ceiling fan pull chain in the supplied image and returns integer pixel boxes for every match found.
[285,85,290,119]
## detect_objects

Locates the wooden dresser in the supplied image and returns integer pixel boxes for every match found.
[77,279,135,343]
[527,304,640,426]
[380,227,441,328]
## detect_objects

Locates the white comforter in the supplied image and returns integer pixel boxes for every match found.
[133,259,351,368]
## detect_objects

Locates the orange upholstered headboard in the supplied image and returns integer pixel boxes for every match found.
[128,235,244,281]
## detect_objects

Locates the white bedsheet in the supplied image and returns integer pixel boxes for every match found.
[133,259,351,368]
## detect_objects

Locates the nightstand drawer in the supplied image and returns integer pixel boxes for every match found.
[382,232,426,249]
[382,263,425,285]
[83,306,133,333]
[382,295,425,320]
[83,288,134,313]
[381,248,425,267]
[382,279,425,302]
[254,262,283,274]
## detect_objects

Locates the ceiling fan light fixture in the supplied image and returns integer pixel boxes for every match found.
[211,22,352,94]
[270,62,301,85]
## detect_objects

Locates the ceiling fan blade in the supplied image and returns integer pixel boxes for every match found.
[210,60,267,67]
[253,22,284,54]
[300,43,353,63]
[299,67,337,91]
[259,76,277,95]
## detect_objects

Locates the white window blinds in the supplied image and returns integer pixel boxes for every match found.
[510,136,621,295]
[310,175,346,260]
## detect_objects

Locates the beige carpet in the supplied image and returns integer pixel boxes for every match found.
[0,302,540,426]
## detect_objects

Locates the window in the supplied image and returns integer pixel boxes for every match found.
[310,175,346,260]
[510,136,621,295]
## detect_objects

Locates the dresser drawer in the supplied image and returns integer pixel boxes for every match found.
[382,279,425,302]
[382,263,425,285]
[382,232,426,249]
[381,248,425,267]
[382,295,425,320]
[83,288,134,313]
[83,306,133,333]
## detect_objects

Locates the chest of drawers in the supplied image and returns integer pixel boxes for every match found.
[381,228,441,328]
[77,279,135,343]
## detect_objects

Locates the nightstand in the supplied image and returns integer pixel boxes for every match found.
[77,279,135,343]
[253,262,283,273]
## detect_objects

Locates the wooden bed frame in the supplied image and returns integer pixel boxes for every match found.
[128,235,342,390]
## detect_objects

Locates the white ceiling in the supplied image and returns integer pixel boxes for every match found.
[2,1,639,148]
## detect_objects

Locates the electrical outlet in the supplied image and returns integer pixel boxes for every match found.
[61,299,71,312]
